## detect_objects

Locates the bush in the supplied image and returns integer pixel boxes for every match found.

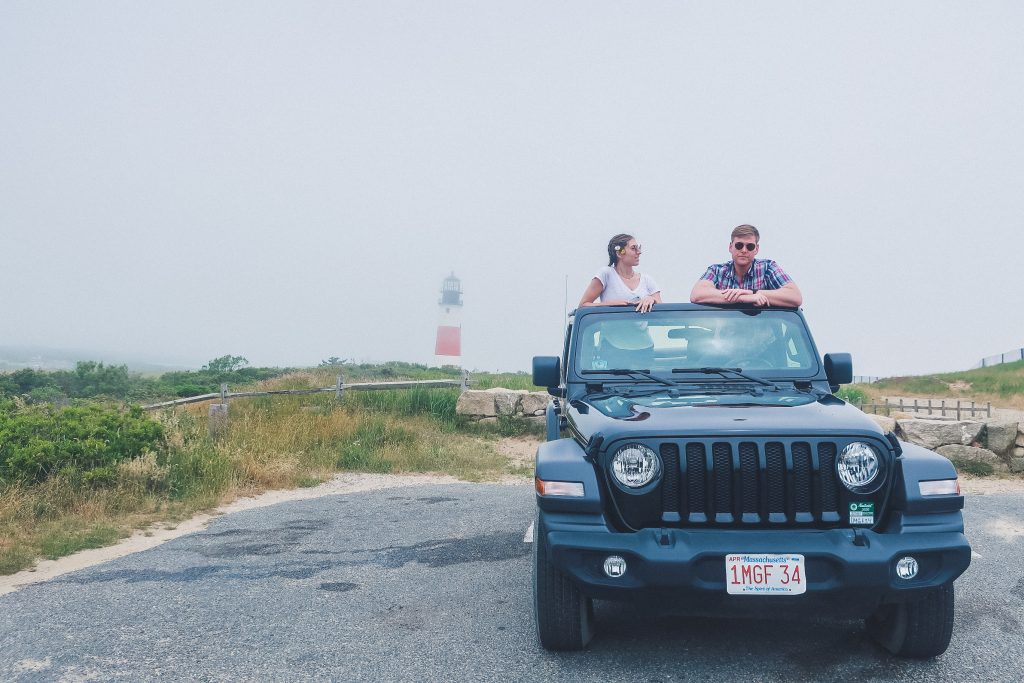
[0,403,165,485]
[836,386,867,405]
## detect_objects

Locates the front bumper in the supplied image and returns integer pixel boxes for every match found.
[542,514,971,616]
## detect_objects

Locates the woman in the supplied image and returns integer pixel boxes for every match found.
[578,234,662,313]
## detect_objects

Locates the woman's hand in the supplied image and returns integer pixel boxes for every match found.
[635,295,657,313]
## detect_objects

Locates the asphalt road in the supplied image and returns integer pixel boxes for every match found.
[1,483,1022,682]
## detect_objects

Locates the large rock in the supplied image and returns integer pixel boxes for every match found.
[1010,457,1024,474]
[898,419,983,450]
[936,444,1003,469]
[868,415,896,433]
[519,392,551,417]
[1014,447,1024,458]
[455,390,497,417]
[1016,429,1024,448]
[488,387,525,416]
[984,420,1019,455]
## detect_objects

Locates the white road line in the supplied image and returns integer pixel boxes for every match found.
[971,551,982,559]
[523,522,534,543]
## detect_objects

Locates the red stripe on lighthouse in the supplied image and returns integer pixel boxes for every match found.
[434,326,461,356]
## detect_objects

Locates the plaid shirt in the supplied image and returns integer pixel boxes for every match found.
[700,258,793,290]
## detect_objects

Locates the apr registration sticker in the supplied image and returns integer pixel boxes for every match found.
[849,502,874,525]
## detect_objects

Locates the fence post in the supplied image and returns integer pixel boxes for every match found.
[460,369,469,393]
[956,400,961,421]
[987,402,991,418]
[220,383,228,404]
[913,399,918,413]
[899,398,904,412]
[336,374,344,400]
[940,399,945,417]
[927,399,932,416]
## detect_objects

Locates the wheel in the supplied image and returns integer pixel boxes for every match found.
[533,514,594,650]
[866,584,955,658]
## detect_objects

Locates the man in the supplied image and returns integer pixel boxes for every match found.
[689,224,803,307]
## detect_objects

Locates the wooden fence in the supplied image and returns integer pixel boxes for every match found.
[855,397,991,420]
[141,373,469,411]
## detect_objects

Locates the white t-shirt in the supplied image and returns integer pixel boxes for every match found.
[594,266,660,303]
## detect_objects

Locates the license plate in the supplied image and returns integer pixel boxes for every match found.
[726,553,806,595]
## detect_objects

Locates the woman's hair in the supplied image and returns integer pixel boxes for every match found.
[607,233,634,266]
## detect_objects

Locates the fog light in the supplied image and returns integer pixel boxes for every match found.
[896,556,919,580]
[603,555,627,578]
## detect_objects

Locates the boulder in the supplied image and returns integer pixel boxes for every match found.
[455,390,497,417]
[1016,430,1024,448]
[1015,447,1024,458]
[869,415,896,434]
[487,388,525,416]
[525,415,547,426]
[519,392,551,417]
[898,419,983,450]
[936,444,1003,468]
[1010,457,1024,474]
[984,420,1019,455]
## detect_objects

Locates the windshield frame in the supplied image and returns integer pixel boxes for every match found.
[567,306,824,385]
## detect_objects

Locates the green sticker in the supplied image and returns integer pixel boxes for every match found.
[849,502,874,525]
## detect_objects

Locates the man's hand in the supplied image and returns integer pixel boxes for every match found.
[720,288,751,303]
[749,292,770,307]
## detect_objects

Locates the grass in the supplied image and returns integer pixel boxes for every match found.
[862,359,1024,409]
[0,371,535,576]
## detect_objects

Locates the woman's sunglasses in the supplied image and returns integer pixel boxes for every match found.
[733,242,758,251]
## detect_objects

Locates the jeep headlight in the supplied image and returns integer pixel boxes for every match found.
[611,443,661,488]
[837,442,881,491]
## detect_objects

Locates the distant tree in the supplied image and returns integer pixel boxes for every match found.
[318,357,351,367]
[203,355,249,373]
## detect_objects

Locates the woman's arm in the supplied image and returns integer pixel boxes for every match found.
[578,278,631,307]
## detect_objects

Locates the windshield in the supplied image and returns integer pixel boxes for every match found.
[572,309,819,379]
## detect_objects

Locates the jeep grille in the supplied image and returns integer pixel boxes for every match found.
[610,438,885,529]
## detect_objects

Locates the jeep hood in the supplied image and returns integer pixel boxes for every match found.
[567,392,886,441]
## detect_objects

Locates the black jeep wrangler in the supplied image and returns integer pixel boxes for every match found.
[531,304,970,658]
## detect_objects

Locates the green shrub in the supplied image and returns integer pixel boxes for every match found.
[835,386,867,404]
[0,403,165,485]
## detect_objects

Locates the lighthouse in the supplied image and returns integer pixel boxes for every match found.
[434,272,463,367]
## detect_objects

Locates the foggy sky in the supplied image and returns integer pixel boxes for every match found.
[2,1,1022,377]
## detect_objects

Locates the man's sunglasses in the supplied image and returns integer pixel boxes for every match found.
[733,242,758,251]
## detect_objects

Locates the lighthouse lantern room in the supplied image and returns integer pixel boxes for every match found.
[434,273,463,367]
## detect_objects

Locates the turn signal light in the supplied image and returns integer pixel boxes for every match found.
[535,478,585,497]
[919,479,960,496]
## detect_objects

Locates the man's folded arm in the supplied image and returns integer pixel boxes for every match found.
[765,282,803,307]
[690,279,724,304]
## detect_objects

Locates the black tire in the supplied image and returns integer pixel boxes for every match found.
[866,584,955,658]
[533,515,594,650]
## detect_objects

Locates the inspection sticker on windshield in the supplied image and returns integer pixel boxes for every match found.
[726,554,805,595]
[849,502,874,525]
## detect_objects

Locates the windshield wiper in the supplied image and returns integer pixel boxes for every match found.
[671,366,776,388]
[581,368,679,387]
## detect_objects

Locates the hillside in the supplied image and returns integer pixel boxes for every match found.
[859,360,1024,409]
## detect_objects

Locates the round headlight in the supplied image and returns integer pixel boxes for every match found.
[837,442,880,491]
[611,443,661,488]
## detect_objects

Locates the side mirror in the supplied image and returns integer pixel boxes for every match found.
[532,356,561,393]
[824,353,853,389]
